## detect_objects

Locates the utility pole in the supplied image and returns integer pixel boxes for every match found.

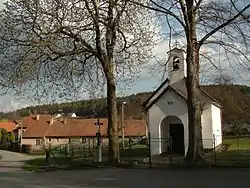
[95,117,103,163]
[20,122,23,152]
[121,101,126,149]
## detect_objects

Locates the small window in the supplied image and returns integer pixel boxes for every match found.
[167,101,173,105]
[48,138,51,142]
[35,139,41,145]
[57,138,59,142]
[82,137,87,143]
[173,56,180,70]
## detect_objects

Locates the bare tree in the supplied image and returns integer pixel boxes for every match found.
[213,73,234,85]
[131,0,250,164]
[0,0,159,164]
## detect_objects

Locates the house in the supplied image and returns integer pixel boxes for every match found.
[55,113,62,118]
[54,112,77,118]
[21,114,146,151]
[12,115,41,142]
[68,112,77,118]
[144,48,223,156]
[0,121,18,133]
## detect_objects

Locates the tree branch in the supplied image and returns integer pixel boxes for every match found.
[128,0,186,29]
[199,3,250,47]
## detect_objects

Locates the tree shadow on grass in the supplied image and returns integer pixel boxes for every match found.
[215,149,250,167]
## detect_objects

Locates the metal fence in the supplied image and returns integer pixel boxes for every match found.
[44,135,250,168]
[214,136,250,167]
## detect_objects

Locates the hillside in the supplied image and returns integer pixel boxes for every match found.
[3,84,250,124]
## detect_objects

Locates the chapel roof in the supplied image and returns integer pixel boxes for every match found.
[143,78,221,110]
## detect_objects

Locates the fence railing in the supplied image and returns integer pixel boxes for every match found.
[27,135,250,168]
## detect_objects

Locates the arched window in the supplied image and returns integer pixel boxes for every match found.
[173,56,180,70]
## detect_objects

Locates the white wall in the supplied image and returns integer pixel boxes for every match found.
[167,49,186,84]
[211,104,223,147]
[201,105,213,148]
[22,138,37,145]
[148,89,188,155]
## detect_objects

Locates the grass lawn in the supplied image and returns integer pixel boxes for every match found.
[22,145,149,171]
[22,156,78,171]
[214,137,250,167]
[223,137,250,150]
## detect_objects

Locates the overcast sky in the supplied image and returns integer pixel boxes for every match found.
[0,0,249,113]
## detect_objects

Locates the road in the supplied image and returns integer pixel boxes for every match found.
[0,150,43,172]
[0,150,249,188]
[0,167,249,188]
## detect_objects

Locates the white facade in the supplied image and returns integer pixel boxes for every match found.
[211,104,223,146]
[70,113,77,118]
[148,89,188,155]
[55,114,62,118]
[146,48,223,156]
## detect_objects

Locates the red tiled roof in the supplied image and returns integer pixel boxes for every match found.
[22,115,146,138]
[21,115,51,137]
[0,121,18,132]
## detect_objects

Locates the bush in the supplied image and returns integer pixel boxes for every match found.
[0,129,8,148]
[9,132,15,142]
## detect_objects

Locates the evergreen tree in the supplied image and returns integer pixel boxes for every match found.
[9,132,15,143]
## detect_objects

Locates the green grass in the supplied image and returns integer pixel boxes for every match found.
[22,156,74,171]
[224,137,250,150]
[22,145,149,171]
[22,158,46,171]
[214,137,250,167]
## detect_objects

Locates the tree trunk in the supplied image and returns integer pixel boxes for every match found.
[105,62,120,165]
[185,45,204,164]
[184,1,204,164]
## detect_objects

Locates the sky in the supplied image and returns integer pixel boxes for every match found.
[0,0,249,113]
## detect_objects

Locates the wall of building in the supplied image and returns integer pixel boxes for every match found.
[167,49,186,84]
[211,104,223,147]
[148,89,188,155]
[45,138,69,146]
[201,104,213,148]
[22,138,37,145]
[21,138,45,151]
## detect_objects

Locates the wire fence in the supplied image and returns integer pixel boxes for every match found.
[39,134,250,168]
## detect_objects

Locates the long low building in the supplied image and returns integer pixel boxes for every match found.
[19,114,147,151]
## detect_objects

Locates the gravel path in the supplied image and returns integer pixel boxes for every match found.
[0,150,44,172]
[0,167,249,188]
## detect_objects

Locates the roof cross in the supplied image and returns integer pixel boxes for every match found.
[95,118,103,127]
[175,39,179,48]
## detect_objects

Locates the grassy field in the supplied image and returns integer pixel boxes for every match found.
[22,145,150,171]
[223,137,250,150]
[214,137,250,167]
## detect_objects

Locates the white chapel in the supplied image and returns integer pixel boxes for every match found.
[144,48,223,156]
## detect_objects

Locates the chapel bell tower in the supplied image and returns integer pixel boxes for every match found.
[167,48,186,84]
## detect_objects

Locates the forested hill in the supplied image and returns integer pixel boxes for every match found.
[2,84,250,124]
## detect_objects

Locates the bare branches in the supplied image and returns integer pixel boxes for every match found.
[129,0,186,28]
[0,0,158,100]
[198,3,250,48]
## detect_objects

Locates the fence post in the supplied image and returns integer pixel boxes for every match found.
[148,132,152,168]
[213,134,216,165]
[237,135,239,152]
[169,136,172,165]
